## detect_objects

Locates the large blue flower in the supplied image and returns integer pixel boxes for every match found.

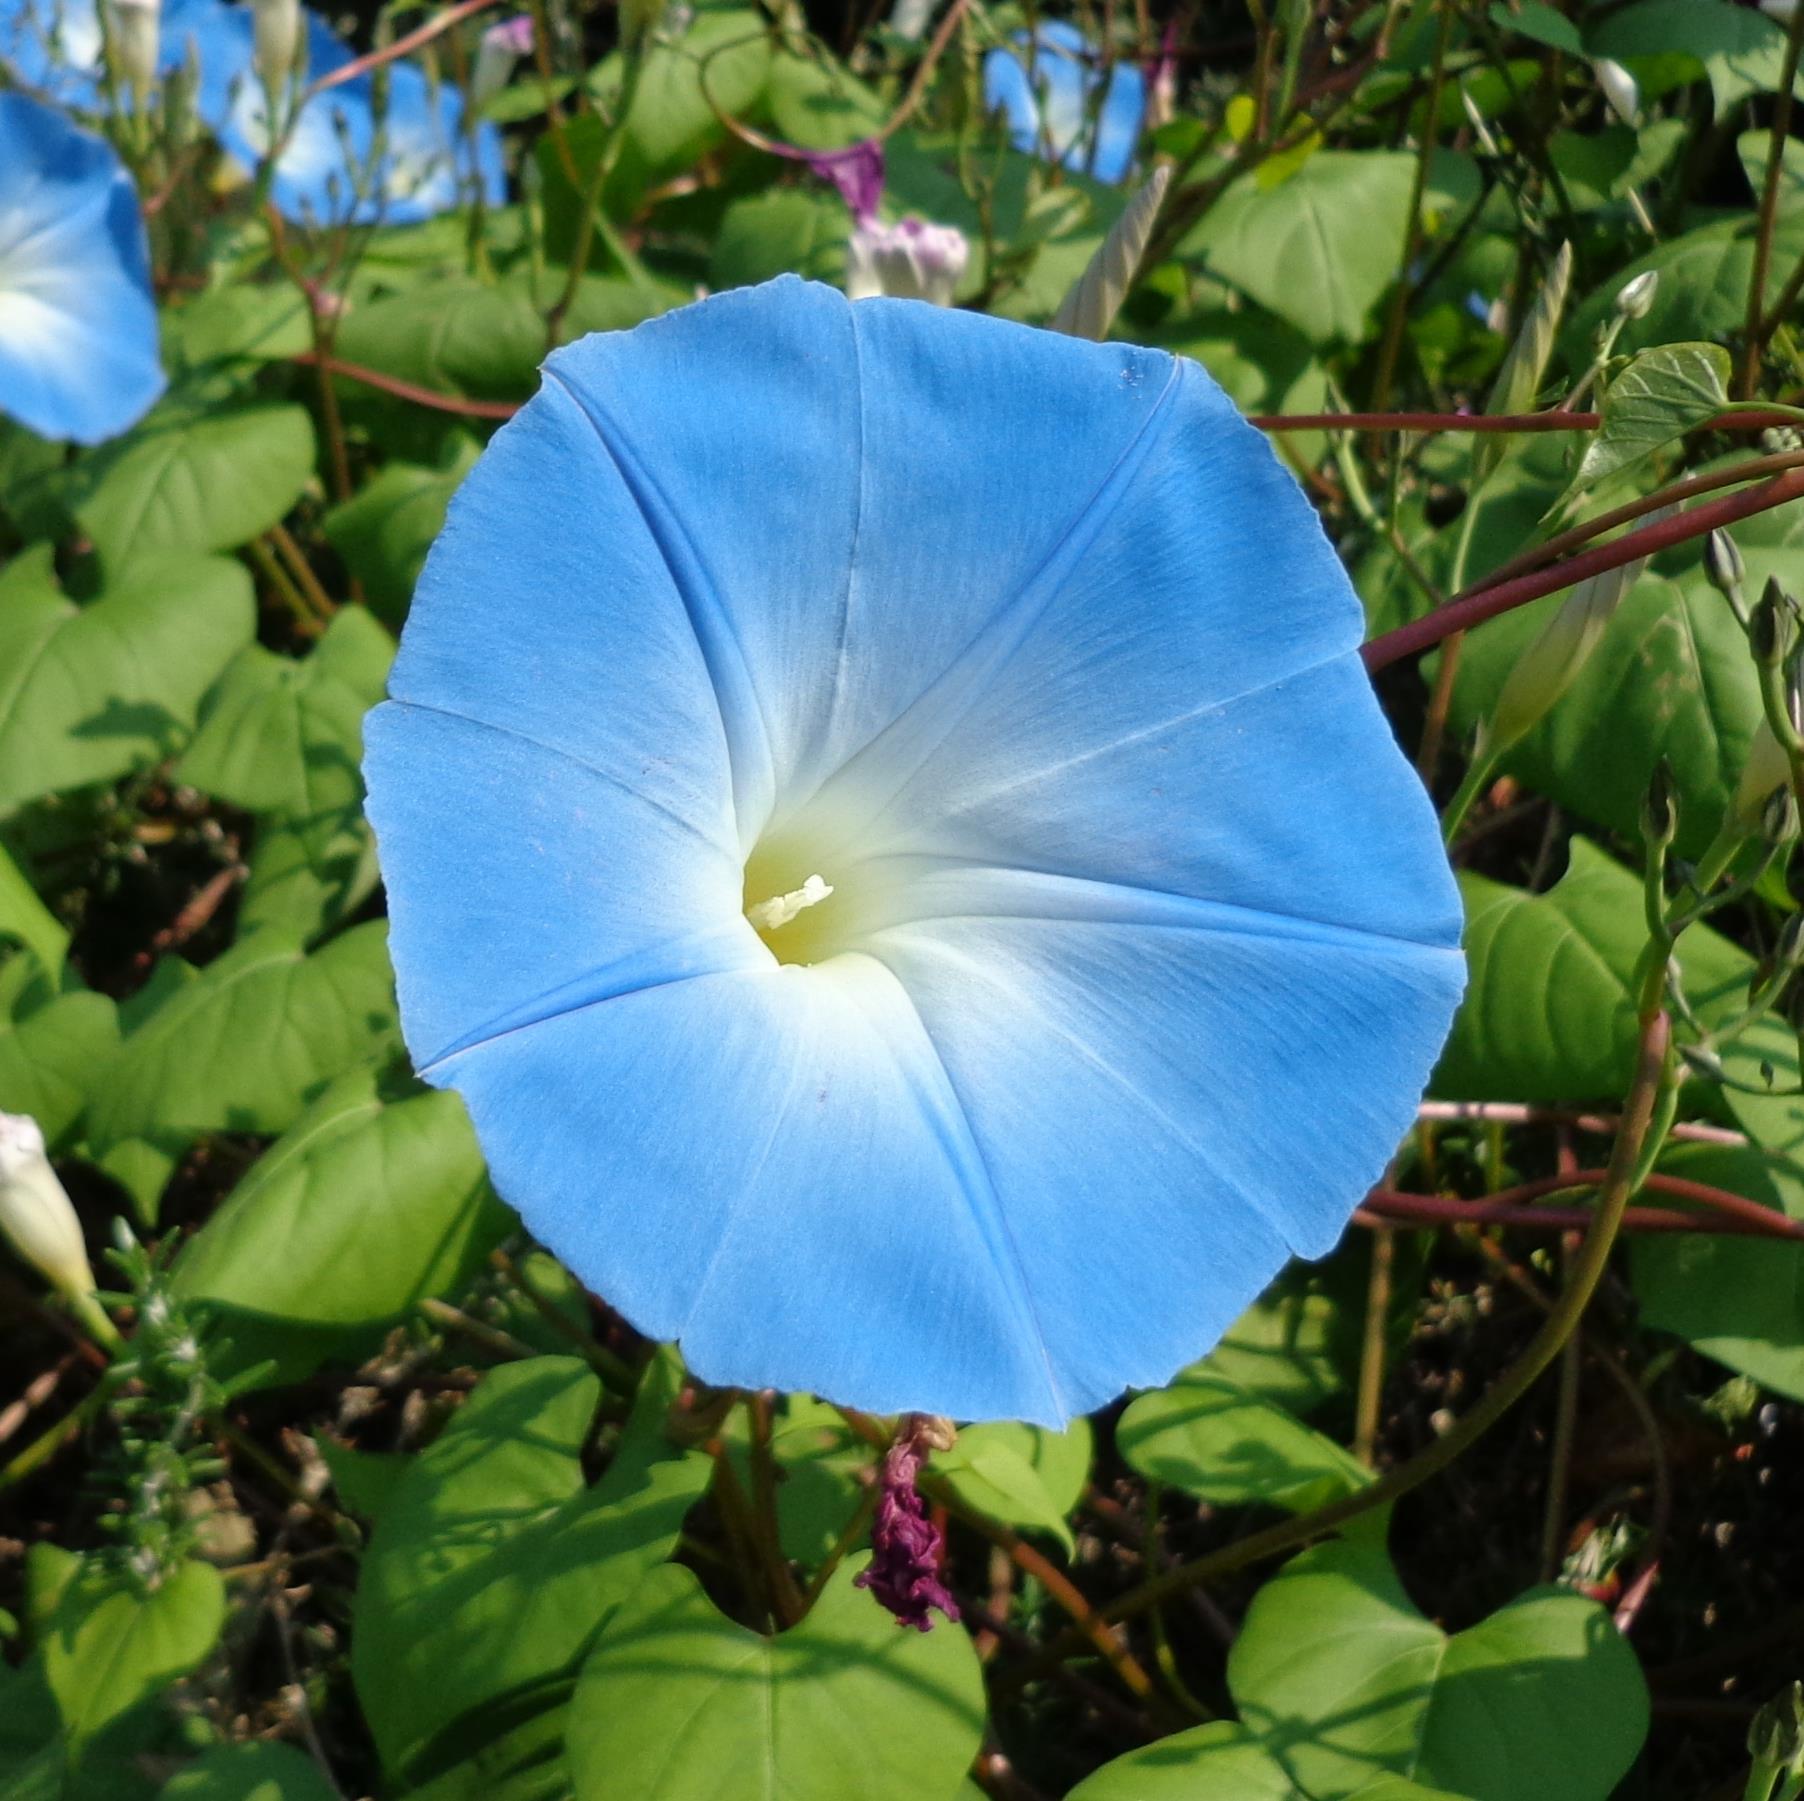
[984,21,1146,185]
[363,278,1463,1426]
[0,91,164,444]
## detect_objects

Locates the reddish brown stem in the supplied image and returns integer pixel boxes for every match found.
[291,350,522,419]
[1364,470,1804,671]
[307,0,501,97]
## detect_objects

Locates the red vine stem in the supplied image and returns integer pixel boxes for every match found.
[308,0,502,97]
[291,350,521,418]
[1250,407,1802,434]
[1363,469,1804,672]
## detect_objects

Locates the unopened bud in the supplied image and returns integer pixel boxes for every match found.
[1763,778,1799,846]
[1704,528,1746,601]
[1643,757,1679,849]
[471,14,532,111]
[1615,270,1659,320]
[109,0,160,105]
[1678,1043,1727,1083]
[845,216,969,307]
[1488,519,1662,751]
[1474,240,1572,488]
[1592,57,1639,125]
[0,1113,97,1305]
[1750,578,1796,665]
[1747,1681,1804,1774]
[251,0,301,88]
[1776,911,1804,971]
[1760,0,1798,23]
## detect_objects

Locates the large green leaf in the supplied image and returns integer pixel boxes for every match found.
[352,1355,710,1779]
[1568,341,1730,497]
[937,1420,1092,1555]
[1433,841,1648,1102]
[321,436,479,621]
[84,922,399,1153]
[1191,152,1418,345]
[1228,1541,1648,1801]
[38,1556,226,1748]
[172,1068,507,1327]
[333,275,670,406]
[1565,209,1804,358]
[1068,1723,1310,1800]
[1449,569,1759,859]
[66,403,315,570]
[0,958,119,1144]
[1633,1136,1804,1400]
[565,1556,985,1801]
[1069,1721,1476,1800]
[1589,0,1800,115]
[175,608,393,941]
[0,841,67,978]
[0,547,255,816]
[1118,1370,1375,1521]
[157,1743,340,1801]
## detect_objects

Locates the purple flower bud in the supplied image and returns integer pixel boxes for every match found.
[854,1432,960,1631]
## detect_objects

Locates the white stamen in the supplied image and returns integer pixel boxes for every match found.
[747,874,834,933]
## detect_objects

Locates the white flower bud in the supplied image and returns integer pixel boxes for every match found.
[471,14,533,112]
[1615,270,1659,320]
[251,0,301,88]
[1488,513,1669,753]
[0,1112,97,1305]
[845,217,969,307]
[1592,58,1639,126]
[1761,0,1797,23]
[108,0,160,106]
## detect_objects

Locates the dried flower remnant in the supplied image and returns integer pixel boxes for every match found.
[855,1417,960,1630]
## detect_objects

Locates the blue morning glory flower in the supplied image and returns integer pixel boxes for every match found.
[363,277,1463,1426]
[171,3,501,225]
[1,0,228,111]
[984,21,1146,185]
[0,91,165,445]
[368,59,505,224]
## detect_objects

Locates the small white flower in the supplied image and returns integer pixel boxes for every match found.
[0,1111,97,1304]
[845,216,969,307]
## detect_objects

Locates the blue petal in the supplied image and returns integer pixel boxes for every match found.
[982,23,1142,184]
[370,61,506,223]
[0,0,104,107]
[0,93,165,445]
[366,277,1463,1424]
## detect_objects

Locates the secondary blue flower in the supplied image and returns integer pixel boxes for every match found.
[984,21,1146,185]
[0,91,164,444]
[371,59,505,224]
[0,0,215,106]
[176,3,501,225]
[363,277,1463,1426]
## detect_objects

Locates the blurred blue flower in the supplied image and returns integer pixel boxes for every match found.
[363,277,1463,1426]
[0,0,220,109]
[200,8,501,225]
[0,91,164,443]
[984,20,1145,184]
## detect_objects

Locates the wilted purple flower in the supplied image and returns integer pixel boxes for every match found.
[798,135,885,224]
[471,11,531,109]
[855,1424,960,1631]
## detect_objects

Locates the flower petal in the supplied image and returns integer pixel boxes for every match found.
[0,94,164,445]
[428,955,1075,1421]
